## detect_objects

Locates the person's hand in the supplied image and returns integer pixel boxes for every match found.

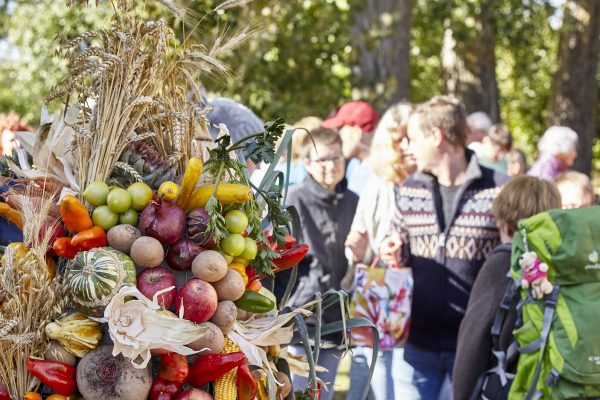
[345,230,368,263]
[380,233,402,267]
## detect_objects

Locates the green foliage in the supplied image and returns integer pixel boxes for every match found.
[196,0,353,123]
[0,0,591,171]
[495,0,559,160]
[0,1,112,123]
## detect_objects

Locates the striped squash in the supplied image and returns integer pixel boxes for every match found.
[67,247,136,317]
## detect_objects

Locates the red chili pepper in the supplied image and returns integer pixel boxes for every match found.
[52,237,79,259]
[150,377,182,400]
[188,352,246,386]
[70,226,107,251]
[272,244,309,272]
[25,358,76,396]
[237,364,258,400]
[158,353,189,384]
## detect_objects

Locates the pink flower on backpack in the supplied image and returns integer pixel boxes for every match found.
[519,251,554,299]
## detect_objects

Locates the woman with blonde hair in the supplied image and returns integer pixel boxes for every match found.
[344,102,419,400]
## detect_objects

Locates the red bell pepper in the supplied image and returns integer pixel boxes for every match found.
[150,377,182,400]
[188,352,246,386]
[237,364,258,400]
[0,384,10,400]
[70,226,107,251]
[158,353,189,384]
[272,244,309,272]
[52,237,79,259]
[270,234,297,251]
[25,358,76,396]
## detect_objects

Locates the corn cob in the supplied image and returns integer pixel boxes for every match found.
[214,336,241,400]
[185,183,252,211]
[176,156,203,208]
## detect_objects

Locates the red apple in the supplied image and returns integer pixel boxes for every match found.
[137,266,177,309]
[175,388,213,400]
[175,279,218,323]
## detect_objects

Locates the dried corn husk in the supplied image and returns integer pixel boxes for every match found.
[45,313,103,357]
[99,285,211,368]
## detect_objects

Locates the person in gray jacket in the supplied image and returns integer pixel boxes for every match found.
[275,126,359,400]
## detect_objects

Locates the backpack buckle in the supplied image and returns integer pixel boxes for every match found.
[545,369,560,388]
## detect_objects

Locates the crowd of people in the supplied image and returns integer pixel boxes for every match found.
[1,96,598,400]
[214,96,597,400]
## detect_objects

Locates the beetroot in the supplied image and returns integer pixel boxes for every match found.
[139,199,185,245]
[166,238,205,271]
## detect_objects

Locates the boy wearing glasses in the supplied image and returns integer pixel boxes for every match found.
[276,127,359,400]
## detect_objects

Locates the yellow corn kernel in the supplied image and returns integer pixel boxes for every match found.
[214,337,241,400]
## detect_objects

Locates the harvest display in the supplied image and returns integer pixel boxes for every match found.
[0,1,372,399]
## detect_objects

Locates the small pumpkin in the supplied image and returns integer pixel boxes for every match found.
[67,247,136,317]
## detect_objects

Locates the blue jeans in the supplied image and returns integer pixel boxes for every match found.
[404,343,455,400]
[289,345,342,400]
[347,347,420,400]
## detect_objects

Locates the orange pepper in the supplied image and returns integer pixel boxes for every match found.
[247,279,262,292]
[46,395,68,400]
[229,263,249,284]
[53,237,79,259]
[59,195,93,234]
[24,393,42,400]
[0,201,23,229]
[71,226,107,251]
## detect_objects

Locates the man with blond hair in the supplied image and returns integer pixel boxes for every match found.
[381,96,509,399]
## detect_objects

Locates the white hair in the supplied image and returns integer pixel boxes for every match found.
[467,111,493,131]
[538,126,578,157]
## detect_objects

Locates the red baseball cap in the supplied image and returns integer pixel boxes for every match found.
[322,101,379,133]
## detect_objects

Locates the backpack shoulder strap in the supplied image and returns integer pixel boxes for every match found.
[491,278,519,350]
[523,286,560,400]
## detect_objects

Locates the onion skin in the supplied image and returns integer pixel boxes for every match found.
[139,199,185,245]
[166,239,205,271]
[186,208,214,248]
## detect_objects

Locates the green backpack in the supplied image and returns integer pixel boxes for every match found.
[508,206,600,400]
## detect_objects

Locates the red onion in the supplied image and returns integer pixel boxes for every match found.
[40,215,67,245]
[139,199,186,245]
[166,238,205,271]
[186,208,214,248]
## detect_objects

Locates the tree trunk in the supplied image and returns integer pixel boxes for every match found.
[547,0,600,175]
[350,0,414,108]
[441,1,500,122]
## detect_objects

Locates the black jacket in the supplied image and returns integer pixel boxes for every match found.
[394,151,509,352]
[275,175,358,324]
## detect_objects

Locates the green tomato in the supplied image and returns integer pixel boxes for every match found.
[224,210,249,234]
[106,188,132,214]
[83,181,109,206]
[127,182,153,211]
[220,252,234,264]
[92,205,119,231]
[239,237,258,260]
[119,209,139,226]
[220,233,246,257]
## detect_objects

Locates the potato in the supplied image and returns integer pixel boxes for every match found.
[130,236,164,268]
[107,224,141,254]
[210,301,237,333]
[212,269,246,301]
[236,308,251,321]
[192,250,228,282]
[275,371,292,398]
[188,322,224,354]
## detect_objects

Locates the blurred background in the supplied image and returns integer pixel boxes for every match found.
[1,0,599,178]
